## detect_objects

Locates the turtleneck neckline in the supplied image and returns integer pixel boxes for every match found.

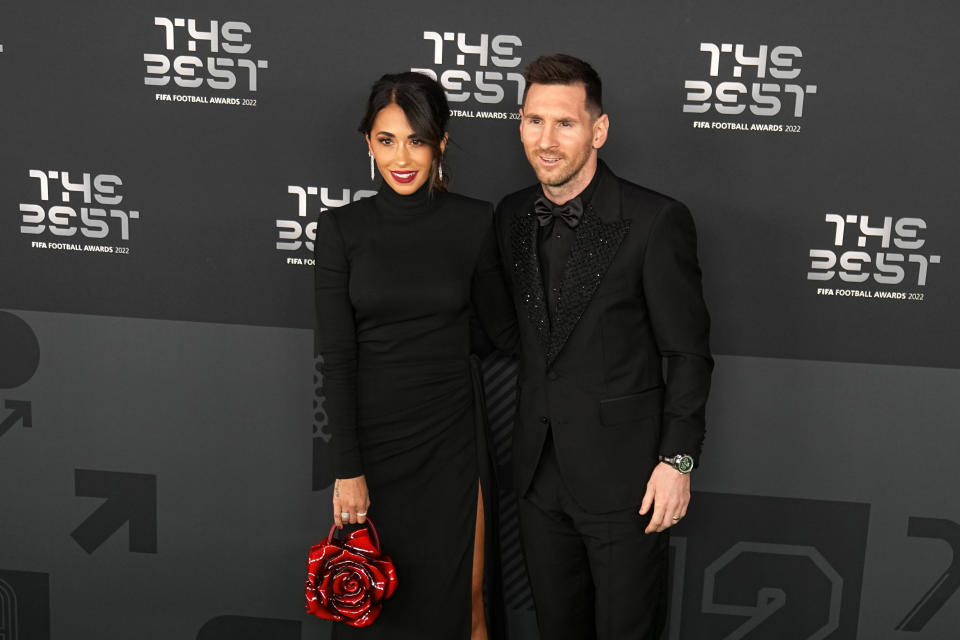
[374,181,443,215]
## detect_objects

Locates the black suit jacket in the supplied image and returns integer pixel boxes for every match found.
[494,161,713,513]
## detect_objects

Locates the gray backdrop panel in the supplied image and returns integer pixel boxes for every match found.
[2,311,958,637]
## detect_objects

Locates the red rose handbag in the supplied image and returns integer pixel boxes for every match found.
[305,519,399,627]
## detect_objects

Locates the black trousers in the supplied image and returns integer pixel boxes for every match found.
[518,432,668,640]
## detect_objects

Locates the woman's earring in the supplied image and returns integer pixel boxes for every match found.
[369,152,375,181]
[438,162,443,182]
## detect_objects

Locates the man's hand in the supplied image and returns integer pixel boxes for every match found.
[638,462,691,534]
[333,475,370,528]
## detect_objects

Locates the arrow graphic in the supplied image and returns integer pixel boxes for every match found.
[71,469,158,554]
[0,399,32,438]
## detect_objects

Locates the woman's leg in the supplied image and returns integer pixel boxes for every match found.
[471,484,489,640]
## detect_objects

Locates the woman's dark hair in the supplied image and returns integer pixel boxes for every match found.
[523,54,603,118]
[359,72,450,192]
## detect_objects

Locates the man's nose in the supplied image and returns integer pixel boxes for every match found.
[538,128,557,150]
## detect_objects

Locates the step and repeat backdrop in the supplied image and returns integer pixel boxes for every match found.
[2,1,959,638]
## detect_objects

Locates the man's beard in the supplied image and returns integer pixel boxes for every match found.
[530,145,591,188]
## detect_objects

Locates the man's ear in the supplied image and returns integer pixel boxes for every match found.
[592,113,609,149]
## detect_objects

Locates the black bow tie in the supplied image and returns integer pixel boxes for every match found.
[535,196,583,229]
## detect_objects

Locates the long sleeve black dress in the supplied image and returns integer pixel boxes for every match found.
[314,182,516,639]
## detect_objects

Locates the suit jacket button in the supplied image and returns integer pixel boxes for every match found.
[539,416,549,424]
[547,371,558,380]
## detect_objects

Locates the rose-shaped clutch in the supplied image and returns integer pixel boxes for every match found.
[305,519,399,627]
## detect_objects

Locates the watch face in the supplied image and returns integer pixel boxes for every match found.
[677,455,694,474]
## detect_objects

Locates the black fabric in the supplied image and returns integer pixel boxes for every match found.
[470,355,509,640]
[314,184,516,639]
[535,195,583,229]
[537,203,574,327]
[519,433,668,640]
[535,168,603,326]
[495,158,713,513]
[495,158,710,637]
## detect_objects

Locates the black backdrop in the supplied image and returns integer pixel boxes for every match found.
[2,1,959,638]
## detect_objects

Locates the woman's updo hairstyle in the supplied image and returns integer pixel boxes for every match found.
[359,71,450,192]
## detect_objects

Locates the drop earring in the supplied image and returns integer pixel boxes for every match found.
[369,152,375,181]
[438,162,443,182]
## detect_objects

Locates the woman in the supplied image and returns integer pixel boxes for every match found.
[314,72,516,639]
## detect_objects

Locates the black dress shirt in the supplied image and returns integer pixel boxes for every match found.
[537,168,602,326]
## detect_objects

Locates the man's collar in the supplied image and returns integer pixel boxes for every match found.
[588,160,621,223]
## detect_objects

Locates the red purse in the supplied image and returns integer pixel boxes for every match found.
[305,518,399,627]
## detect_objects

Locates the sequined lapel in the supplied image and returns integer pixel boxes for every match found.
[509,203,550,356]
[547,204,631,366]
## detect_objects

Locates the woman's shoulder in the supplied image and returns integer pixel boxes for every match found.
[330,194,378,216]
[440,191,494,218]
[319,195,377,232]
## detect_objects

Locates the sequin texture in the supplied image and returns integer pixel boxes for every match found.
[511,208,551,355]
[511,201,631,365]
[547,211,630,364]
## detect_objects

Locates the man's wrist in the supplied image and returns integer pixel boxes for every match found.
[659,453,695,474]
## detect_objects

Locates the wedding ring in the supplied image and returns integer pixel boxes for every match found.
[340,512,350,518]
[672,516,681,521]
[357,511,367,517]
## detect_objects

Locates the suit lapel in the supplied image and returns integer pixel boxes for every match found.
[547,166,631,366]
[509,198,551,357]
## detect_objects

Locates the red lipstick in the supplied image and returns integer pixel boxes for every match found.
[390,170,418,184]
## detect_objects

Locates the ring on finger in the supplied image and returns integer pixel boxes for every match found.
[357,511,367,517]
[340,512,350,518]
[672,515,681,521]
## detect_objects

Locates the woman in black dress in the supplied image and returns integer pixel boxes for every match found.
[314,72,515,639]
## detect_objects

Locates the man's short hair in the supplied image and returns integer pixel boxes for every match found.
[523,53,603,117]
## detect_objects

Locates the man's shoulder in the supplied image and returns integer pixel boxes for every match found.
[605,167,686,214]
[602,167,700,244]
[494,184,540,218]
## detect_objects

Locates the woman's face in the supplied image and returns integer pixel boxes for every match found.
[366,103,444,195]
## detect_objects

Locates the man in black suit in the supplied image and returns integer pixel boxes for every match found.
[494,54,713,639]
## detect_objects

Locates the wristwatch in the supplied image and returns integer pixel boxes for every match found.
[660,454,695,474]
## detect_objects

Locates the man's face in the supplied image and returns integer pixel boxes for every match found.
[519,82,607,189]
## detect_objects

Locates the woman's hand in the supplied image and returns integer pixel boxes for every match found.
[333,475,370,528]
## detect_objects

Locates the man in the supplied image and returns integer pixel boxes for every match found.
[494,54,713,639]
